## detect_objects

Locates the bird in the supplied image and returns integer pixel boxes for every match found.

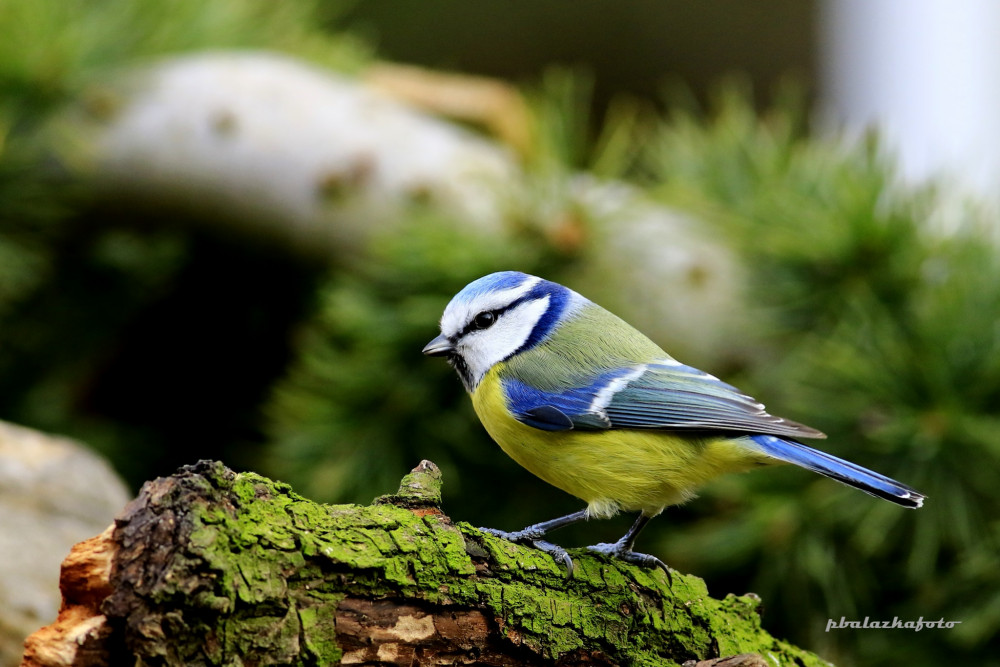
[423,271,925,577]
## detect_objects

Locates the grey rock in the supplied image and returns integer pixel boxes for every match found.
[0,421,130,667]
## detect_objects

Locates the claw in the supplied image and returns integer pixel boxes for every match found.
[587,541,672,586]
[532,540,575,577]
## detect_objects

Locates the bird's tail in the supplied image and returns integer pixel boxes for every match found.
[750,435,925,508]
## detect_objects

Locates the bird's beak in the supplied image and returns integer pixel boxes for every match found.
[422,334,454,357]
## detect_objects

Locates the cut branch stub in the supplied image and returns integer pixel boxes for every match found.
[373,459,444,512]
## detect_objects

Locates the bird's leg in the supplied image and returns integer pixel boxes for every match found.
[587,512,672,584]
[480,509,589,542]
[479,509,589,576]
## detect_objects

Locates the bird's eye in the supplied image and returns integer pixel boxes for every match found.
[473,311,496,330]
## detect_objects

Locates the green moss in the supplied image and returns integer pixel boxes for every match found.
[297,601,343,664]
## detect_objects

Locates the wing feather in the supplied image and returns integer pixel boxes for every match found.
[502,361,824,439]
[603,363,824,438]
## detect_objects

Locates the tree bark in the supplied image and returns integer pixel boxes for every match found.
[22,460,828,666]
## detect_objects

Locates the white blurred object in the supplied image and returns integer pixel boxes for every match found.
[74,52,514,256]
[820,0,1000,198]
[569,178,745,365]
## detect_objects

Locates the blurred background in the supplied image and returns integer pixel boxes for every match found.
[2,1,999,665]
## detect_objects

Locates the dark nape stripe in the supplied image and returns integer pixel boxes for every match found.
[512,280,570,357]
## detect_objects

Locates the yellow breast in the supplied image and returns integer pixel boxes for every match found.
[471,366,772,517]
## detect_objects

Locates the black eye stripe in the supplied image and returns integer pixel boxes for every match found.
[460,310,499,336]
[459,296,530,337]
[450,280,567,354]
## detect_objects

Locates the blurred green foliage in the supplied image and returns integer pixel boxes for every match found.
[0,4,997,667]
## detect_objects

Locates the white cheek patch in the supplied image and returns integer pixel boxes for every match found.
[459,295,550,387]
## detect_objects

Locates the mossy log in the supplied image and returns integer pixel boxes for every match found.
[22,460,828,666]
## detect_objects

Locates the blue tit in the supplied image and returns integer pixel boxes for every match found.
[423,271,925,576]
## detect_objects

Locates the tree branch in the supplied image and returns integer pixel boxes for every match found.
[23,460,828,666]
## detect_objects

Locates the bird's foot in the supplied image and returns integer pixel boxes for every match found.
[478,528,575,577]
[587,541,672,585]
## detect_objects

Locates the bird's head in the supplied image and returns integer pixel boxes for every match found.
[423,271,578,391]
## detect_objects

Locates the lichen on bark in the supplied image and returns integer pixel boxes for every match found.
[25,459,830,666]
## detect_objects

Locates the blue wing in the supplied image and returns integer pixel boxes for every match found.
[502,361,824,439]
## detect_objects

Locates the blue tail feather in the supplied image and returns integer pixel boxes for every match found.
[750,435,925,509]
